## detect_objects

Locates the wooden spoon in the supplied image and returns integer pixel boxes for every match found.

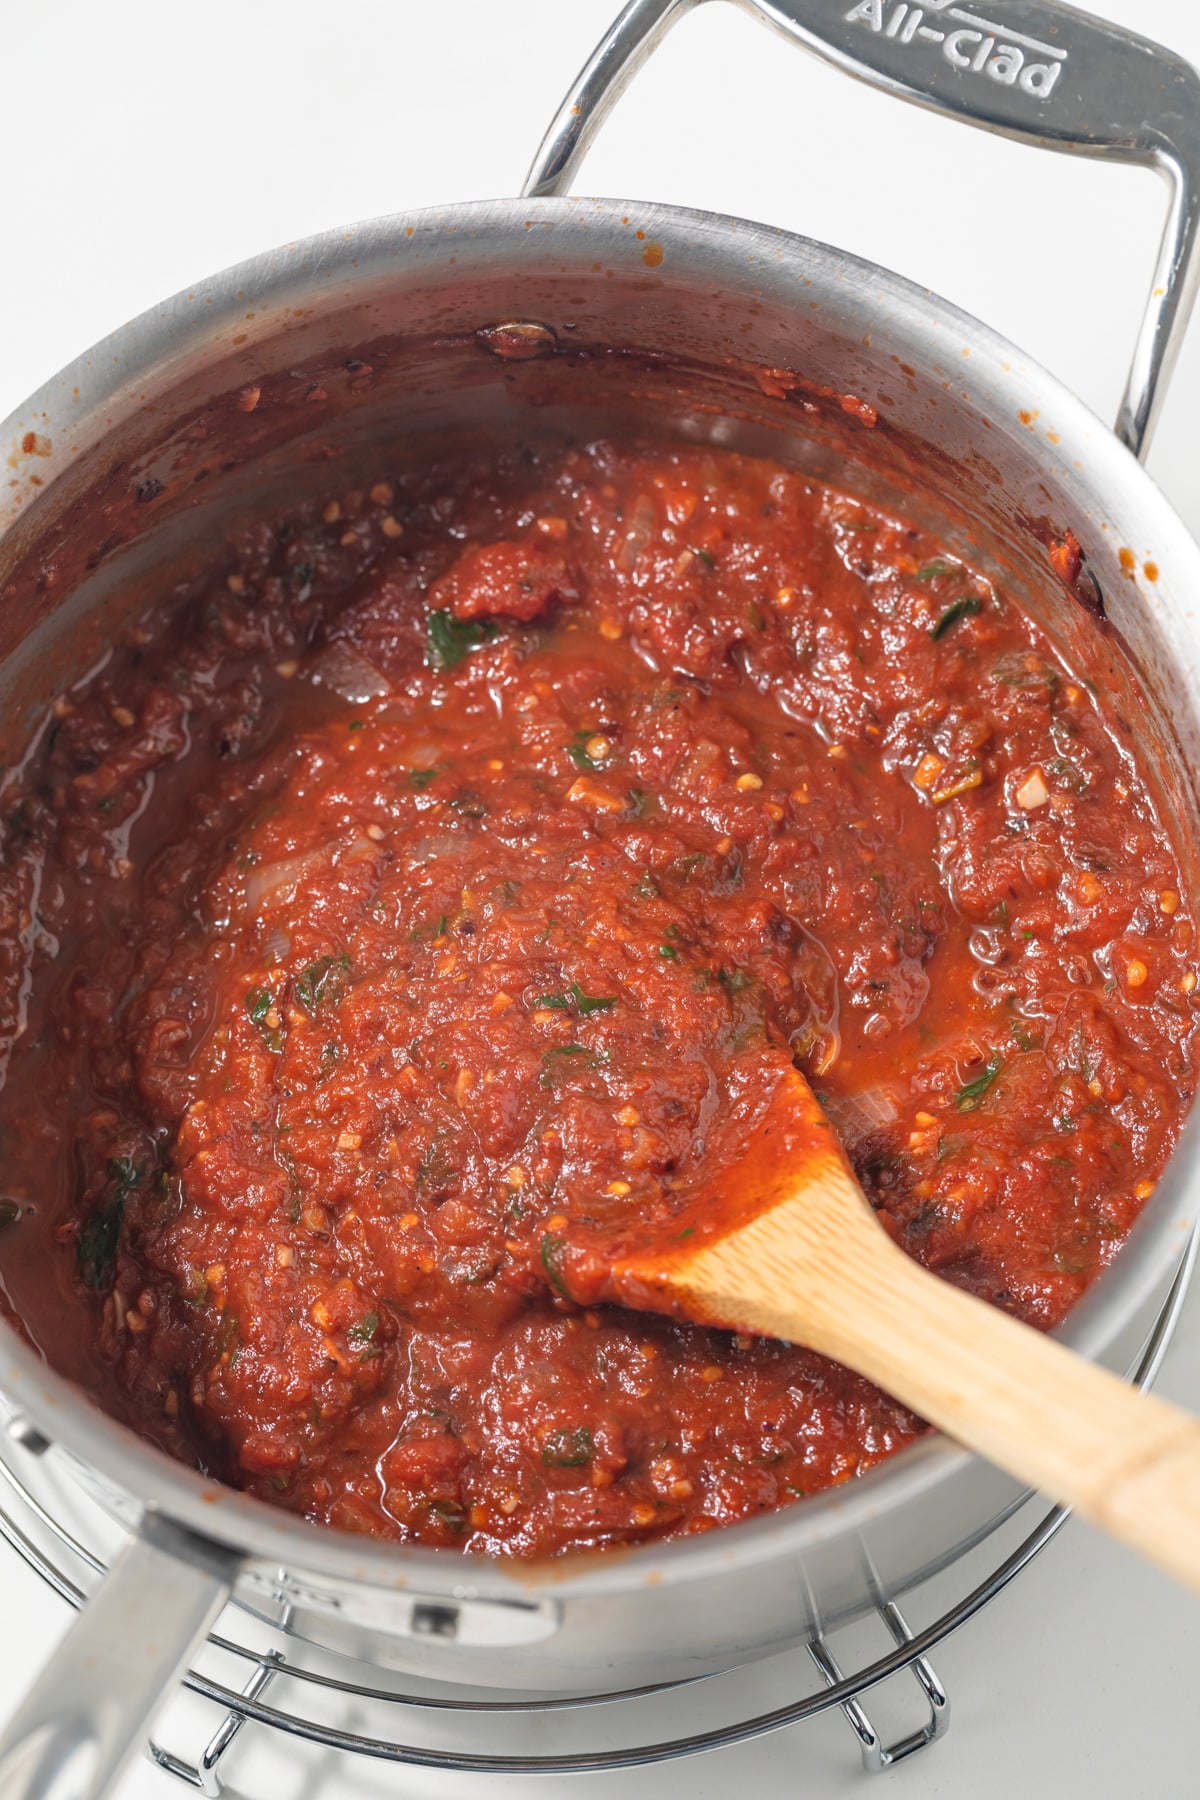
[553,1065,1200,1593]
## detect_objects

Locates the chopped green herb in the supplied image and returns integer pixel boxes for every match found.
[668,851,708,883]
[541,1044,607,1088]
[839,520,877,534]
[416,1132,454,1199]
[348,1311,382,1356]
[426,608,493,672]
[915,559,960,581]
[108,1157,142,1202]
[542,1425,594,1467]
[408,767,439,791]
[955,1053,1003,1112]
[1046,756,1088,793]
[931,595,982,640]
[295,952,350,1015]
[540,1233,571,1298]
[692,546,715,569]
[216,1311,243,1366]
[182,1265,210,1307]
[566,730,602,772]
[1069,1022,1098,1084]
[347,719,365,732]
[1009,1018,1043,1053]
[537,983,616,1016]
[77,1200,123,1291]
[717,967,753,995]
[905,1200,944,1238]
[448,790,487,819]
[572,981,616,1015]
[991,653,1058,693]
[634,870,659,900]
[658,943,680,963]
[427,1499,466,1530]
[245,986,284,1053]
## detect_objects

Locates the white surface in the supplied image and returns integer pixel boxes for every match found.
[1,1,1198,1794]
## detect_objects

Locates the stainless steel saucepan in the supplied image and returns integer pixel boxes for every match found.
[0,3,1198,1795]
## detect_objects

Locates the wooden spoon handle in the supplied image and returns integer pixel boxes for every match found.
[680,1181,1200,1594]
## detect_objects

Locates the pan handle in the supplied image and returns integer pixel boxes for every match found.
[0,1515,235,1800]
[522,0,1200,462]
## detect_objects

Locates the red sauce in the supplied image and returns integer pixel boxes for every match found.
[0,442,1193,1555]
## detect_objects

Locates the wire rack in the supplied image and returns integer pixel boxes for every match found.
[0,1245,1192,1795]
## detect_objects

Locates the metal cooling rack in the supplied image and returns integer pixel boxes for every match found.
[0,1243,1191,1794]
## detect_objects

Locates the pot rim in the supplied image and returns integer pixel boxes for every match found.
[1,191,1197,1606]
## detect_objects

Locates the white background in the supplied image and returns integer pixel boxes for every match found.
[1,1,1198,1795]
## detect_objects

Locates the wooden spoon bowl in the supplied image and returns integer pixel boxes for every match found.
[551,1065,1200,1595]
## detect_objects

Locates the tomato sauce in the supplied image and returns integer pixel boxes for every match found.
[0,441,1193,1556]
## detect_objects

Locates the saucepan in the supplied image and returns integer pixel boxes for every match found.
[0,2,1198,1795]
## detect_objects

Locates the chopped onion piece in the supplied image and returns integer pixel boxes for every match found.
[310,640,392,703]
[343,833,382,863]
[822,1085,900,1148]
[242,833,379,916]
[245,847,330,914]
[1015,768,1050,810]
[405,833,467,868]
[262,925,292,965]
[616,495,656,571]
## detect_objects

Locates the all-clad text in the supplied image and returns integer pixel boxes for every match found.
[844,1,1066,98]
